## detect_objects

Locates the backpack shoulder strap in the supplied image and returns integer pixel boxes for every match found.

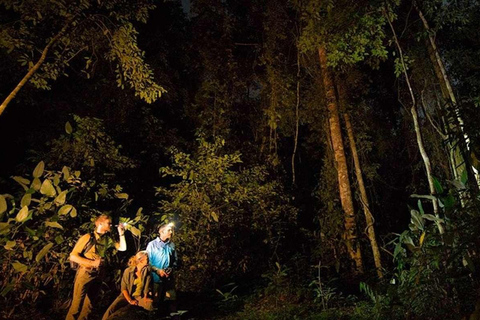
[81,232,96,255]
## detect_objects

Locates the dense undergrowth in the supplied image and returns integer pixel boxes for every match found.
[1,118,480,320]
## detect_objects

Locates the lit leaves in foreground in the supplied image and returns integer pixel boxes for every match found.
[0,161,139,310]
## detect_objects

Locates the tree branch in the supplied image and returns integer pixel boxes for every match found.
[0,23,70,117]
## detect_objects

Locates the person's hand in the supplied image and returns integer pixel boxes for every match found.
[117,223,126,236]
[90,258,101,268]
[128,298,138,306]
[157,269,167,277]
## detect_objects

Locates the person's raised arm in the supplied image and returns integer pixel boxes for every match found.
[115,224,127,251]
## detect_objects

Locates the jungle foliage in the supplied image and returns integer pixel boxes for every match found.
[1,0,480,319]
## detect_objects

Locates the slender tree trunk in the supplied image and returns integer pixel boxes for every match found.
[318,46,363,273]
[344,112,383,278]
[415,4,456,106]
[415,2,480,190]
[292,46,300,185]
[384,8,443,232]
[0,27,67,117]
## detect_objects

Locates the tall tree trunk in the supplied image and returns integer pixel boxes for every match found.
[318,46,363,273]
[291,45,300,185]
[415,1,479,190]
[344,112,383,278]
[0,26,68,117]
[384,8,443,232]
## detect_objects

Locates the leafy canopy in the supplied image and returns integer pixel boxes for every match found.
[0,0,165,103]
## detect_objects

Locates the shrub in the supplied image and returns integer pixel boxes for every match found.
[156,137,297,291]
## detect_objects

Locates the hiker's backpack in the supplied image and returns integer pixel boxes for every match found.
[70,233,96,270]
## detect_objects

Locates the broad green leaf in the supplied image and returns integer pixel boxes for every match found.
[417,200,424,215]
[423,214,443,223]
[21,194,32,207]
[0,195,7,214]
[432,176,443,194]
[70,207,78,218]
[438,198,444,208]
[45,221,63,229]
[25,226,36,236]
[0,222,10,235]
[12,261,28,273]
[62,166,70,180]
[16,206,29,223]
[410,194,437,201]
[130,226,141,238]
[31,178,42,191]
[53,175,60,186]
[65,121,73,134]
[40,179,56,197]
[58,205,73,215]
[116,193,129,199]
[405,243,419,253]
[4,240,16,250]
[442,194,455,209]
[13,176,30,185]
[54,191,67,206]
[74,171,81,178]
[35,242,54,262]
[55,235,64,244]
[33,161,45,178]
[410,210,424,231]
[13,176,30,190]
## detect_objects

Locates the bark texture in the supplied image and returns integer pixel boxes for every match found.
[318,46,363,273]
[344,112,383,278]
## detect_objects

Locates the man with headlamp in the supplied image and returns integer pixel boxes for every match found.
[146,222,178,317]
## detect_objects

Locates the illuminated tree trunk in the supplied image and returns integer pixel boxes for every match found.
[415,2,479,190]
[344,112,383,278]
[385,8,443,232]
[318,46,363,273]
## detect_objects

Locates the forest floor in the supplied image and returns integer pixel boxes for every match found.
[6,283,374,320]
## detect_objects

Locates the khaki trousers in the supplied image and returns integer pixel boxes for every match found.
[65,268,101,320]
[102,294,153,320]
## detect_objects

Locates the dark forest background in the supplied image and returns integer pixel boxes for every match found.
[1,0,480,319]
